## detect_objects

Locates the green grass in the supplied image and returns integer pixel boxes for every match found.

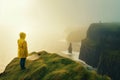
[0,51,111,80]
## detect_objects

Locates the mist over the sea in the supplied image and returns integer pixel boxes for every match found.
[0,0,120,73]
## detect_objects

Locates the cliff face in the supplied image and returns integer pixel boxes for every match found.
[79,23,120,80]
[0,51,110,80]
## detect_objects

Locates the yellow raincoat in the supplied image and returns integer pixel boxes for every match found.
[17,38,28,58]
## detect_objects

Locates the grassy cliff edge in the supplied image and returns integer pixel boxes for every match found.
[0,51,111,80]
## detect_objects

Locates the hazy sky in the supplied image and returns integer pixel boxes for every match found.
[0,0,120,71]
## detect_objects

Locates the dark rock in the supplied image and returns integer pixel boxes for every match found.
[79,23,120,80]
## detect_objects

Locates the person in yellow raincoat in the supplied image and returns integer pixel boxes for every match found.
[17,32,28,70]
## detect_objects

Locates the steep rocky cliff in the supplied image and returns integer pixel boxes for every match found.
[79,23,120,80]
[0,51,110,80]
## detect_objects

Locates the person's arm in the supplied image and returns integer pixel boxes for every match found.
[23,41,28,57]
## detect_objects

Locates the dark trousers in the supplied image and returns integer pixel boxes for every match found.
[20,58,26,69]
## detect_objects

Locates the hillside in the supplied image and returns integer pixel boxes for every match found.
[79,23,120,80]
[0,51,110,80]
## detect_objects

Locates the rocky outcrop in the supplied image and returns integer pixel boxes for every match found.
[79,23,120,80]
[0,51,110,80]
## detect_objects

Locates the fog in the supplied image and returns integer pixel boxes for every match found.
[0,0,120,72]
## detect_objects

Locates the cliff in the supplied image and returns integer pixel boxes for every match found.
[79,23,120,80]
[0,51,110,80]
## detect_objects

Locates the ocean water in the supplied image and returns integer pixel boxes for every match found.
[58,51,94,70]
[58,51,86,65]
